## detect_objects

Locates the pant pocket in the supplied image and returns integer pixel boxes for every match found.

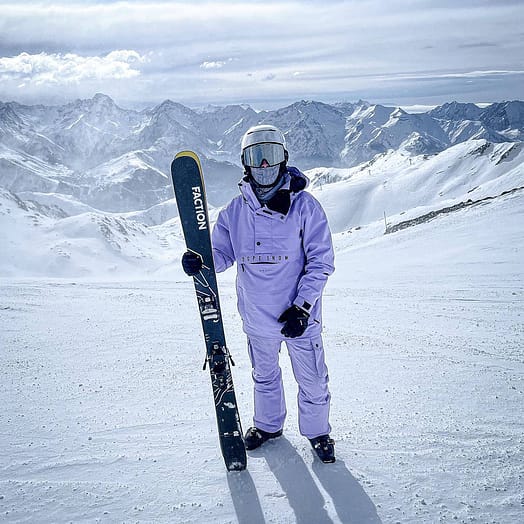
[247,338,256,368]
[311,336,328,379]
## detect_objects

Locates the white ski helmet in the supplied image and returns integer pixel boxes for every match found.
[241,124,288,169]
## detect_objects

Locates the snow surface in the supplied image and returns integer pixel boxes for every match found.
[1,95,523,522]
[1,189,523,523]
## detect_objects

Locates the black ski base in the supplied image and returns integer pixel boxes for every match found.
[220,434,248,471]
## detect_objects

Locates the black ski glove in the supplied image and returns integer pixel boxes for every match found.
[278,305,309,338]
[181,251,203,276]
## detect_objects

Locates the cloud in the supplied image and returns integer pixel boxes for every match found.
[384,70,524,82]
[200,61,226,70]
[0,50,148,85]
[0,1,522,106]
[457,42,499,49]
[438,70,524,79]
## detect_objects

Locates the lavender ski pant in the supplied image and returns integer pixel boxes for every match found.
[247,334,331,439]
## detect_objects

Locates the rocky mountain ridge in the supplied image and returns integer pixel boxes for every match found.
[0,94,523,212]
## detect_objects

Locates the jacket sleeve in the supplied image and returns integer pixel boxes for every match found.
[293,196,335,313]
[211,206,235,273]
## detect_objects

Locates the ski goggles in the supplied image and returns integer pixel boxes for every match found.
[242,142,286,168]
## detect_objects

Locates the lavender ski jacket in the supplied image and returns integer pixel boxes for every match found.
[212,167,335,338]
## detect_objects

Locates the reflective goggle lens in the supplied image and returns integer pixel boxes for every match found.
[243,143,285,167]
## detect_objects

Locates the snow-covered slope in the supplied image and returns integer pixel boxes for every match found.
[333,189,523,283]
[79,151,171,212]
[15,191,99,216]
[0,187,181,278]
[0,145,74,193]
[1,136,522,279]
[1,187,522,523]
[308,139,523,234]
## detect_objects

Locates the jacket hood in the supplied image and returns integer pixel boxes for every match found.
[286,166,309,193]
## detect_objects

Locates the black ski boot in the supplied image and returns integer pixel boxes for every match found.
[244,427,283,450]
[309,435,335,463]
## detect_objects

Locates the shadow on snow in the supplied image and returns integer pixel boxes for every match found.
[228,436,381,523]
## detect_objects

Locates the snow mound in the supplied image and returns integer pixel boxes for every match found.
[0,187,182,278]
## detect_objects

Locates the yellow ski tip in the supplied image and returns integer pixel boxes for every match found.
[175,150,200,162]
[173,151,203,172]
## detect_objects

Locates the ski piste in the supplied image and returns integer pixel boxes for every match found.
[170,151,247,471]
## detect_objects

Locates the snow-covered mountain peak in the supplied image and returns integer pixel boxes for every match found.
[481,100,524,133]
[429,101,483,121]
[333,100,370,118]
[91,92,120,109]
[390,107,407,118]
[153,99,196,115]
[66,93,134,122]
[359,104,395,125]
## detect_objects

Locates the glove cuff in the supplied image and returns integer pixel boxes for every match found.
[292,298,312,316]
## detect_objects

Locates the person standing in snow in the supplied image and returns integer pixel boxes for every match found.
[181,125,336,463]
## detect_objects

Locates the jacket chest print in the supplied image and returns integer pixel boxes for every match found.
[240,254,290,265]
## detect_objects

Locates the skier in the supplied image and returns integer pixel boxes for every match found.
[181,125,336,463]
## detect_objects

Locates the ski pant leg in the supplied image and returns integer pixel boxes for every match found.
[286,335,331,439]
[246,335,286,433]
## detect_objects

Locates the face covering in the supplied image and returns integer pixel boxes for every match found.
[251,171,287,204]
[250,165,281,187]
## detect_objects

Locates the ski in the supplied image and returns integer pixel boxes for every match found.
[170,151,247,471]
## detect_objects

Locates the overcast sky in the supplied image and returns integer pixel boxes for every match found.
[0,0,523,109]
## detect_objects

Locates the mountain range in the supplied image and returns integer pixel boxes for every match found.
[0,94,523,212]
[0,94,523,278]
